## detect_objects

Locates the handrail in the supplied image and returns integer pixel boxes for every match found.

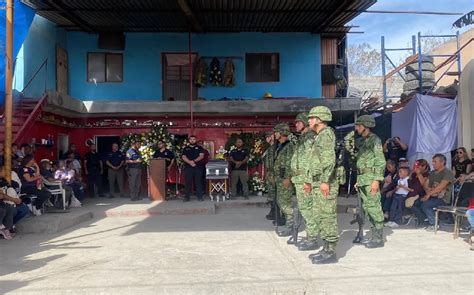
[20,58,48,94]
[13,93,47,144]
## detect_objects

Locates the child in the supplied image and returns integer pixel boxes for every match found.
[385,167,412,228]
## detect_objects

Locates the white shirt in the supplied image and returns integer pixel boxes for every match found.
[395,176,410,196]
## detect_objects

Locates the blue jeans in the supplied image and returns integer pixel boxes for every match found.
[467,209,474,227]
[422,197,446,225]
[13,203,29,225]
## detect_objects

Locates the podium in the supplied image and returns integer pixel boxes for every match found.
[148,158,166,201]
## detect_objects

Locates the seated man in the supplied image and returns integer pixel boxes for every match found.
[421,154,456,231]
[381,160,398,220]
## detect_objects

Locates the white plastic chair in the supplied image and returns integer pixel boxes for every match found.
[42,177,67,210]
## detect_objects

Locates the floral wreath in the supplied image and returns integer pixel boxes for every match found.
[224,132,268,168]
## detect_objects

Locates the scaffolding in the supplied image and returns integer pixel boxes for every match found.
[381,31,462,102]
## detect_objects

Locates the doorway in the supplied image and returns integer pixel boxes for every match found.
[57,134,69,159]
[162,53,198,101]
[56,46,68,95]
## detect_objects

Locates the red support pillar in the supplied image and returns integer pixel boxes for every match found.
[188,31,194,135]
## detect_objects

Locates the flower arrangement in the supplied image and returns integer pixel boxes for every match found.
[248,172,267,193]
[343,130,357,164]
[120,125,174,165]
[173,138,189,169]
[215,146,228,160]
[225,132,268,168]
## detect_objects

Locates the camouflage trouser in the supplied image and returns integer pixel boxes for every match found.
[359,185,384,230]
[312,182,339,243]
[275,177,294,220]
[265,175,276,202]
[294,183,318,239]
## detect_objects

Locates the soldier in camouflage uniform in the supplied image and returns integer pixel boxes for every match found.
[290,113,319,250]
[354,115,386,248]
[304,106,339,264]
[263,131,277,220]
[273,123,295,236]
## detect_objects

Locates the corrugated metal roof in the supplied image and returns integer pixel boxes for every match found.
[21,0,375,33]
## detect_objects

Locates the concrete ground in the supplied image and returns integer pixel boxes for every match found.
[1,198,473,294]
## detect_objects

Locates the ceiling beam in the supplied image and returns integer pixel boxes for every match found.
[176,0,203,32]
[46,0,94,32]
[311,0,352,33]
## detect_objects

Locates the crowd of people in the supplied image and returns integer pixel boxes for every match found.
[261,108,474,264]
[1,117,473,251]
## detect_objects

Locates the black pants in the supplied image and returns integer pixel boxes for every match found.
[0,202,16,230]
[21,185,52,209]
[87,172,102,198]
[185,166,203,200]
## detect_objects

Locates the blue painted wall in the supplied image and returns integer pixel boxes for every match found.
[67,32,322,101]
[13,15,66,98]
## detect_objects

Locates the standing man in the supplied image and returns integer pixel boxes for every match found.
[126,141,144,201]
[84,144,103,198]
[153,140,175,173]
[181,135,205,202]
[263,131,277,220]
[273,123,295,237]
[153,140,176,196]
[105,143,125,198]
[290,113,318,250]
[354,115,386,248]
[229,138,250,199]
[304,106,338,264]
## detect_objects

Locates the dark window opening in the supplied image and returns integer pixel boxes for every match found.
[245,53,279,82]
[87,53,123,83]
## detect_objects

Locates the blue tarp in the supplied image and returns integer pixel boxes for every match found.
[0,0,35,104]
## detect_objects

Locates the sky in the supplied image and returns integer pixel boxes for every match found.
[348,0,473,52]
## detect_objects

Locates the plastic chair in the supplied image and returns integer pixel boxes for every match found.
[42,177,67,210]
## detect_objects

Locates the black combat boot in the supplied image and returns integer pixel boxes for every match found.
[365,228,384,248]
[308,241,328,260]
[265,202,275,220]
[277,220,293,237]
[312,242,337,264]
[286,236,297,245]
[298,238,319,251]
[355,228,373,245]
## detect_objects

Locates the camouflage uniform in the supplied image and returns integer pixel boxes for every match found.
[291,115,318,241]
[273,124,295,228]
[355,115,386,248]
[263,138,276,202]
[306,106,339,264]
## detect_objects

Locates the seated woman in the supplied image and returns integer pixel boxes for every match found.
[55,160,85,202]
[381,160,398,220]
[406,159,430,227]
[0,166,30,230]
[40,159,73,208]
[18,155,51,216]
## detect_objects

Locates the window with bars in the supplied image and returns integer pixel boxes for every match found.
[245,53,280,82]
[87,53,123,83]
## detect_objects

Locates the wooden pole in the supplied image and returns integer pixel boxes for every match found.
[4,0,14,183]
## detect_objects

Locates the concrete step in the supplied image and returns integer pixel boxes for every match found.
[15,208,93,234]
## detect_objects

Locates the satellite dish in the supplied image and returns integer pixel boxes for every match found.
[85,138,95,147]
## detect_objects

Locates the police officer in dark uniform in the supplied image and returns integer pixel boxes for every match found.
[126,141,143,201]
[105,143,125,198]
[84,144,104,198]
[181,135,205,202]
[229,138,250,199]
[153,140,175,172]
